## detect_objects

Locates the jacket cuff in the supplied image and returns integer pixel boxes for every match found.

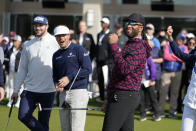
[67,74,73,82]
[110,43,118,51]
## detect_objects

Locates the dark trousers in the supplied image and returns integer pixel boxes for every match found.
[18,90,55,131]
[102,90,140,131]
[155,79,161,101]
[139,84,160,116]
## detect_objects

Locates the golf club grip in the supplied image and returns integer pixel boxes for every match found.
[8,98,15,117]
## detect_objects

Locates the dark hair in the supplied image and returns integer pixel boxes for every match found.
[142,26,147,41]
[142,30,147,41]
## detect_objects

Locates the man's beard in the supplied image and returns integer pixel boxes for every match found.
[124,27,139,39]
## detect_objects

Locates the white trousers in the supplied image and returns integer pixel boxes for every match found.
[181,105,196,131]
[59,89,89,131]
[7,71,23,103]
[7,71,16,100]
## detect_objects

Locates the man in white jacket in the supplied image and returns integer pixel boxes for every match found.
[11,16,59,131]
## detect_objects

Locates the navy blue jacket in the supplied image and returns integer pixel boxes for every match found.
[170,40,196,66]
[52,43,92,90]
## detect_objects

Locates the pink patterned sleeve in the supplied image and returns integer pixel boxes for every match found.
[110,43,136,76]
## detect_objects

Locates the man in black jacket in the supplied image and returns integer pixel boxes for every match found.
[96,17,113,101]
[75,20,96,61]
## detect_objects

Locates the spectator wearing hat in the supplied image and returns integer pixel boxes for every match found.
[102,13,152,131]
[146,23,161,50]
[1,36,9,55]
[96,17,113,101]
[53,25,92,131]
[175,32,188,113]
[114,23,128,50]
[147,27,164,101]
[4,35,23,108]
[159,32,188,119]
[11,15,59,131]
[186,33,195,40]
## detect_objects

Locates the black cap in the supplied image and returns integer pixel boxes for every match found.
[123,13,145,25]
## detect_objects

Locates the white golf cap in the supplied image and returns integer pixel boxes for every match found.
[187,33,195,39]
[146,23,155,30]
[54,25,70,36]
[2,36,9,42]
[13,35,22,42]
[101,17,110,25]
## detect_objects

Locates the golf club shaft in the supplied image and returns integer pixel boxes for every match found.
[5,117,10,131]
[5,98,15,131]
[42,107,103,111]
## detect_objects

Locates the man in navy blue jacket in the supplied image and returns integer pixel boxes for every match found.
[52,25,92,131]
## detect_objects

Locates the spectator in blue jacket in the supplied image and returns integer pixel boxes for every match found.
[146,23,161,50]
[53,25,92,131]
[159,33,188,119]
[139,56,161,122]
[148,40,163,100]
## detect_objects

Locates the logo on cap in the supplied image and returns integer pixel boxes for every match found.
[34,17,44,22]
[33,16,48,25]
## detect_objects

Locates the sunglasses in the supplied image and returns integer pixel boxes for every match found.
[124,21,143,26]
[189,42,196,45]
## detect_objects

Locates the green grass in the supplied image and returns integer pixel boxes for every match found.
[0,99,189,131]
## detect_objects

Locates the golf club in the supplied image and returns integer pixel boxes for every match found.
[36,103,103,112]
[5,97,15,131]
